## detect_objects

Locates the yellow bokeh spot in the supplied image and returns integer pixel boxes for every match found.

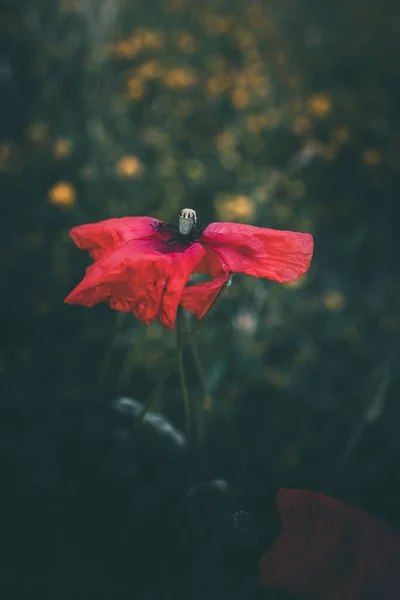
[117,156,144,177]
[216,194,255,221]
[27,122,48,144]
[246,112,273,133]
[308,94,332,117]
[136,60,160,79]
[139,29,164,49]
[49,182,76,207]
[215,130,237,152]
[185,159,205,180]
[205,74,231,96]
[321,143,338,161]
[231,87,250,110]
[163,67,196,89]
[321,290,345,311]
[175,32,197,53]
[113,40,141,58]
[53,138,72,159]
[127,78,146,100]
[362,148,382,166]
[332,127,350,144]
[285,277,306,289]
[204,14,231,34]
[219,151,240,170]
[236,29,255,50]
[292,115,312,135]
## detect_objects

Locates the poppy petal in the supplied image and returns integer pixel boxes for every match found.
[202,222,314,283]
[259,489,400,600]
[180,261,230,320]
[64,242,168,324]
[194,247,223,278]
[65,240,205,328]
[69,217,161,261]
[157,243,206,329]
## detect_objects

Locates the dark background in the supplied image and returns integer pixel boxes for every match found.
[1,0,400,597]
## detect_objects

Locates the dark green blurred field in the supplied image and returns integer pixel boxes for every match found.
[1,0,400,597]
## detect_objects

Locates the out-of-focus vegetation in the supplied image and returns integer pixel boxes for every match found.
[1,0,400,597]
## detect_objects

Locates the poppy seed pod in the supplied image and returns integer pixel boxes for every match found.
[179,208,197,235]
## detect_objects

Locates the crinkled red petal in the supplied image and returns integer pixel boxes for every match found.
[180,260,230,320]
[69,217,161,261]
[193,247,223,278]
[202,222,314,283]
[65,240,205,329]
[157,243,206,328]
[259,489,400,599]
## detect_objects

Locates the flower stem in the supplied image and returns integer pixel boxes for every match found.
[134,275,231,439]
[177,306,196,483]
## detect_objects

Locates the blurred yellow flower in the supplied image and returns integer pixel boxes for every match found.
[308,94,332,117]
[322,290,345,311]
[117,156,144,177]
[231,87,250,110]
[185,159,205,180]
[321,143,338,161]
[220,152,240,170]
[215,130,237,152]
[332,127,350,144]
[127,78,146,100]
[285,277,306,289]
[292,115,312,135]
[236,29,255,49]
[205,74,231,96]
[27,122,48,144]
[175,32,197,53]
[204,15,231,34]
[49,182,76,207]
[136,60,160,79]
[53,138,72,159]
[113,40,140,58]
[139,29,164,49]
[362,148,382,166]
[216,194,255,221]
[162,67,197,88]
[246,112,273,133]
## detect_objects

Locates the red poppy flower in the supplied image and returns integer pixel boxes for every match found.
[65,211,313,329]
[259,489,400,600]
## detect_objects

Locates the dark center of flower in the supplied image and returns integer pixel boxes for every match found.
[151,209,205,247]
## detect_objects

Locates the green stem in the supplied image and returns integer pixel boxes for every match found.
[177,306,197,484]
[177,307,192,441]
[133,274,232,437]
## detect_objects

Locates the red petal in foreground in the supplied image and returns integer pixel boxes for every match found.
[65,239,205,329]
[181,257,230,319]
[259,489,400,600]
[202,223,314,283]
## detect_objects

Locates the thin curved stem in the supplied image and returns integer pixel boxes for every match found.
[134,274,232,432]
